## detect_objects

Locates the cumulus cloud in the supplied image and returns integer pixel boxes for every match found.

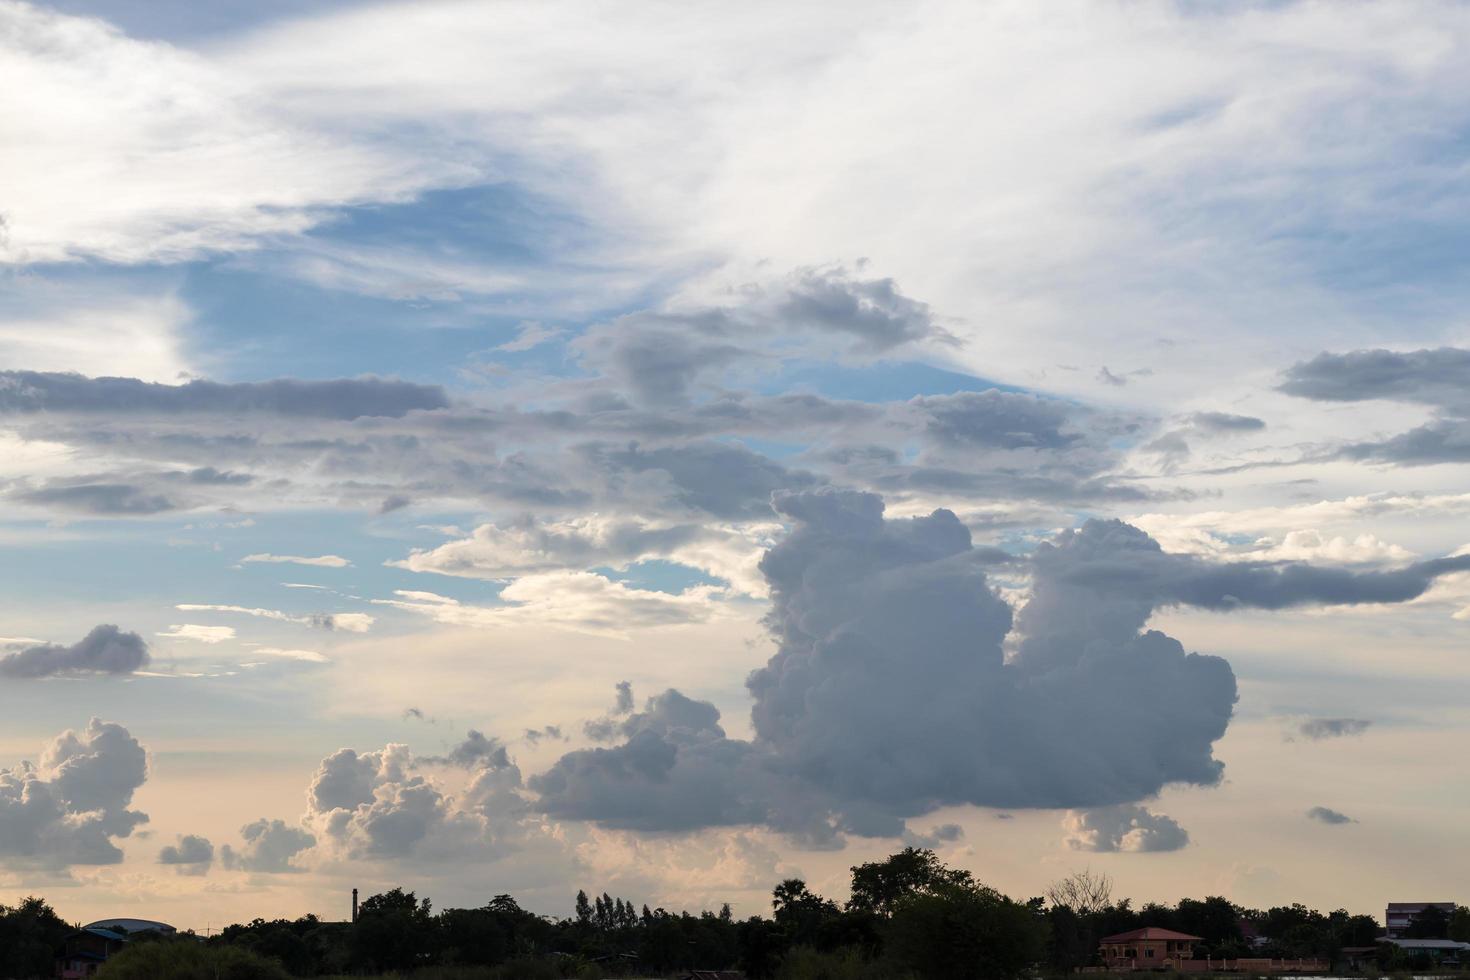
[1296,718,1372,741]
[241,553,352,568]
[303,739,531,862]
[0,719,149,868]
[158,834,214,875]
[533,490,1238,844]
[1062,804,1190,853]
[1306,806,1354,825]
[220,819,316,873]
[531,489,1470,844]
[0,625,150,678]
[423,731,511,770]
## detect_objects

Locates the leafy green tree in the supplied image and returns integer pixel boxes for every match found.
[1450,905,1470,942]
[350,887,438,972]
[885,881,1043,980]
[97,941,290,980]
[1405,905,1451,939]
[1174,896,1241,946]
[847,847,974,916]
[0,896,71,979]
[439,907,508,966]
[575,889,593,927]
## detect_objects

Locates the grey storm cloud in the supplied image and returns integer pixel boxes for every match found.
[903,823,965,849]
[572,269,946,409]
[532,489,1237,843]
[913,390,1080,450]
[1027,519,1470,615]
[1063,804,1190,853]
[531,489,1470,844]
[1280,348,1470,408]
[1187,411,1266,433]
[1306,806,1354,825]
[424,730,512,770]
[1297,717,1372,741]
[1282,348,1470,465]
[0,625,150,679]
[16,481,178,515]
[1341,421,1470,465]
[158,834,214,875]
[0,719,149,868]
[585,441,821,519]
[775,269,950,352]
[580,314,747,408]
[220,819,316,873]
[583,681,636,741]
[0,371,449,419]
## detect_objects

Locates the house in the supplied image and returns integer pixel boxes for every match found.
[54,917,177,978]
[1339,945,1380,971]
[1384,937,1470,965]
[1385,902,1456,938]
[54,927,128,979]
[1097,927,1202,970]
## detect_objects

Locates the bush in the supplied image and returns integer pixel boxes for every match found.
[777,945,907,979]
[884,883,1043,980]
[97,940,291,980]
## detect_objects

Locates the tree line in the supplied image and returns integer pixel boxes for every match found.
[5,849,1470,978]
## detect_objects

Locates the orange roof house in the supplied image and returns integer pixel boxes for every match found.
[1098,927,1203,970]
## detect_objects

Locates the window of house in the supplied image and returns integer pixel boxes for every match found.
[1145,948,1155,958]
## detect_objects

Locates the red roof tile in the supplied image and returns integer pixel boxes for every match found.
[1100,927,1204,944]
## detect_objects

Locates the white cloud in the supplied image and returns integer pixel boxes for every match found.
[392,515,774,596]
[0,719,149,869]
[1129,492,1470,561]
[1062,804,1190,854]
[174,604,374,632]
[241,553,352,568]
[0,1,475,265]
[494,322,564,353]
[157,624,236,644]
[253,647,329,663]
[206,0,1470,410]
[376,572,728,636]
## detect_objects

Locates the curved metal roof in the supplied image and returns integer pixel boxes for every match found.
[81,918,176,934]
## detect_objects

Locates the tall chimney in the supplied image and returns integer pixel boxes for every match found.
[352,888,359,924]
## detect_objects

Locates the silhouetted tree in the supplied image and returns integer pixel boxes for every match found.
[0,896,71,979]
[847,847,974,916]
[1406,905,1451,939]
[885,880,1043,980]
[575,889,592,927]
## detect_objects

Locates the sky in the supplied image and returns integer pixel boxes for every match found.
[2,0,1470,932]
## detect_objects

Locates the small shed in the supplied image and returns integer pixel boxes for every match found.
[55,927,129,979]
